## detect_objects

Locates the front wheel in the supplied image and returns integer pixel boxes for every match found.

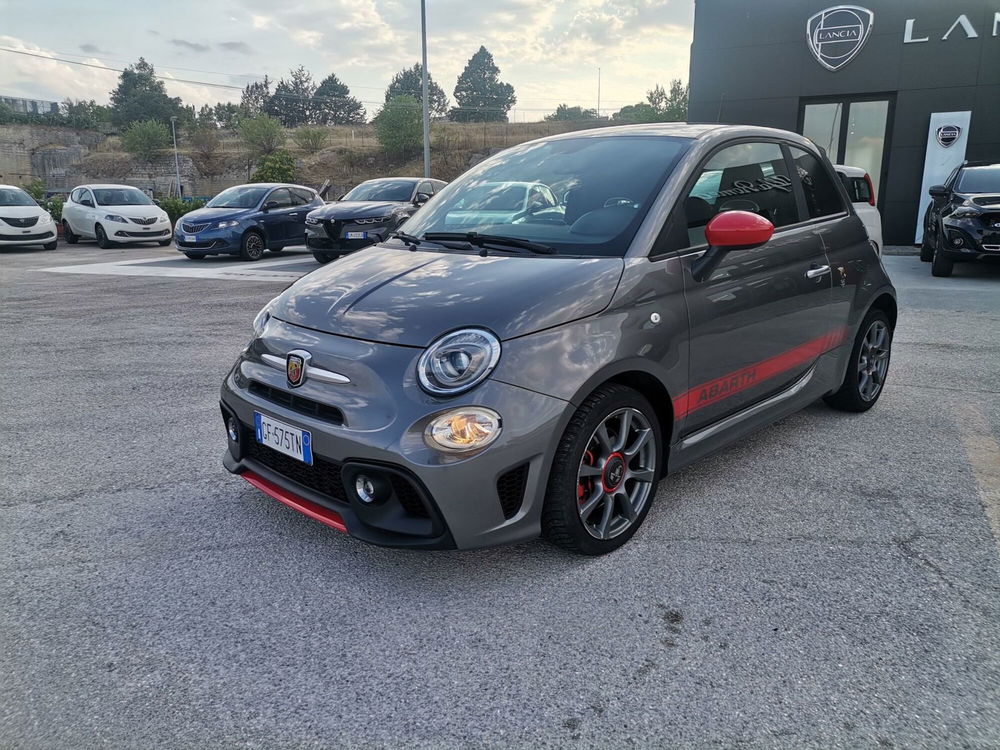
[157,239,171,247]
[312,250,336,264]
[239,231,265,261]
[919,230,934,262]
[43,241,57,250]
[95,224,111,249]
[824,309,892,413]
[542,384,661,555]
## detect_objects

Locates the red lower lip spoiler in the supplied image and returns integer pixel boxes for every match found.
[242,471,348,534]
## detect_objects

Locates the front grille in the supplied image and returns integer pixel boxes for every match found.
[496,464,530,519]
[130,216,159,225]
[971,196,1000,207]
[1,231,53,240]
[322,219,343,239]
[1,216,38,228]
[248,381,345,425]
[246,439,348,504]
[116,229,169,238]
[181,222,210,233]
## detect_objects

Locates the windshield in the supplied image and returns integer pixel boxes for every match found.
[207,186,270,209]
[343,180,416,202]
[0,187,37,207]
[401,135,690,257]
[957,166,1000,194]
[93,188,153,206]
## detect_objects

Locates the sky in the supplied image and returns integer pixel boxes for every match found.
[0,0,694,120]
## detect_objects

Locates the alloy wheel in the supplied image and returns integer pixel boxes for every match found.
[576,407,657,540]
[857,320,890,402]
[244,233,264,260]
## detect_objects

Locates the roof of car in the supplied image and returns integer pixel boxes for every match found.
[74,183,143,190]
[359,177,422,184]
[834,164,867,177]
[223,182,315,190]
[538,122,729,142]
[0,184,29,191]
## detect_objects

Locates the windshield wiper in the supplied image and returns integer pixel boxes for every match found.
[387,231,453,251]
[423,232,555,255]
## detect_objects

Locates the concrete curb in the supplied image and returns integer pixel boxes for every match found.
[883,245,920,256]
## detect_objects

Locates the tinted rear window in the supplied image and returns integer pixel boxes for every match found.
[839,174,871,204]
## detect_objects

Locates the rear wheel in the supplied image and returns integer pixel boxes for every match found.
[239,231,265,261]
[542,384,661,555]
[95,224,111,249]
[824,309,892,413]
[62,220,78,244]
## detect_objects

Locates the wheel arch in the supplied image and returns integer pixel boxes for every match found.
[243,225,267,243]
[867,291,897,331]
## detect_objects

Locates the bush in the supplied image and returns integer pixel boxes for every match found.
[159,196,206,225]
[22,178,46,201]
[121,119,171,160]
[238,115,285,161]
[249,150,297,183]
[293,126,328,154]
[374,95,422,157]
[42,196,63,222]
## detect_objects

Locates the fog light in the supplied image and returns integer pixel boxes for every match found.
[951,236,964,247]
[352,473,391,505]
[425,407,502,453]
[227,417,239,442]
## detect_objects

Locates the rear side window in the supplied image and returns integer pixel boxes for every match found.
[267,188,293,208]
[683,142,798,247]
[789,147,844,219]
[839,175,871,204]
[290,188,315,205]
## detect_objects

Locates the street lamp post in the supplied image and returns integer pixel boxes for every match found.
[169,116,181,198]
[420,0,430,179]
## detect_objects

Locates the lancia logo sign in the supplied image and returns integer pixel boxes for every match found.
[285,349,311,388]
[936,125,961,148]
[807,5,875,71]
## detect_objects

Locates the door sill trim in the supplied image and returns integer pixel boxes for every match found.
[680,365,816,449]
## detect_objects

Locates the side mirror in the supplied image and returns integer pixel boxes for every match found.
[414,192,430,205]
[262,200,279,212]
[691,210,775,283]
[928,184,949,200]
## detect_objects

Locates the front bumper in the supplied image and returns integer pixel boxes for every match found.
[0,227,55,245]
[175,225,241,255]
[305,220,388,253]
[939,216,1000,259]
[219,321,571,549]
[107,222,171,242]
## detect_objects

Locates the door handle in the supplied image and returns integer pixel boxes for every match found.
[806,264,831,279]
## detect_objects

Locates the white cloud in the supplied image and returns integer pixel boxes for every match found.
[291,29,323,48]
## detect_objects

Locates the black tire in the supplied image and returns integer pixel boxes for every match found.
[43,241,57,250]
[542,384,662,555]
[62,220,78,244]
[184,252,205,260]
[95,223,111,249]
[824,308,892,413]
[312,250,336,264]
[240,230,265,261]
[268,246,284,253]
[919,231,934,262]
[931,243,954,277]
[158,239,171,247]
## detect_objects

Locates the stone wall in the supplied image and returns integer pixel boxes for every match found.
[0,124,106,190]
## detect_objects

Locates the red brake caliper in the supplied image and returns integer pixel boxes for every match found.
[578,449,596,504]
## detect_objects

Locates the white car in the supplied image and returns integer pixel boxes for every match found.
[62,184,172,248]
[0,184,58,250]
[444,181,559,227]
[835,165,883,255]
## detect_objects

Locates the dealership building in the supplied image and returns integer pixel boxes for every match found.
[688,0,1000,245]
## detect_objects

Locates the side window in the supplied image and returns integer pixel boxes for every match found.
[290,188,313,205]
[839,175,871,204]
[81,190,94,206]
[70,189,80,203]
[267,188,293,208]
[683,142,797,247]
[417,181,433,196]
[789,147,845,219]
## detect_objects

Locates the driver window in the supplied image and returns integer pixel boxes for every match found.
[683,142,796,247]
[268,188,293,208]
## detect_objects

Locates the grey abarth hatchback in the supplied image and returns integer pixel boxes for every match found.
[221,123,896,555]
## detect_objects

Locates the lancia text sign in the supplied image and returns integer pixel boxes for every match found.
[936,125,961,148]
[807,5,875,71]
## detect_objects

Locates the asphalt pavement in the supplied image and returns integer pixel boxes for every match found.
[1,241,999,748]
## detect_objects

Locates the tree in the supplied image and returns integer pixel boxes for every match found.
[451,46,516,122]
[312,72,365,125]
[241,76,272,117]
[385,63,449,118]
[121,119,170,160]
[293,126,329,154]
[61,100,110,130]
[238,115,285,160]
[190,127,226,177]
[108,58,184,128]
[662,79,689,122]
[213,102,243,131]
[249,150,296,183]
[545,104,598,122]
[612,80,688,123]
[374,95,422,156]
[267,66,316,127]
[611,102,660,123]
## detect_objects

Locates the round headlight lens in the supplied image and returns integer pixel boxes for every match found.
[418,328,501,395]
[426,407,502,452]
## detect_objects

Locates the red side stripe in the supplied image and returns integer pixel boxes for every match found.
[242,471,348,533]
[673,326,848,420]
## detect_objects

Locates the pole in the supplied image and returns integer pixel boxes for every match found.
[170,116,181,198]
[420,0,431,179]
[597,67,601,119]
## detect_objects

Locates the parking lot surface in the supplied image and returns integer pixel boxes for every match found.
[2,242,999,748]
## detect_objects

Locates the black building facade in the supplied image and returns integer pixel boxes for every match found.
[688,0,1000,244]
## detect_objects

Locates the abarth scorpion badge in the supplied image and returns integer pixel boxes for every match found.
[286,350,311,388]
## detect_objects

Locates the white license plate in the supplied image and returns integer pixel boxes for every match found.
[346,231,368,240]
[184,235,196,242]
[254,412,313,465]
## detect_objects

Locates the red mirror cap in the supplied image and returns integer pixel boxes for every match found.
[705,210,775,248]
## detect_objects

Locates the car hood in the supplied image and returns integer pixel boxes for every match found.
[311,201,408,219]
[0,206,49,220]
[271,246,625,347]
[180,206,253,224]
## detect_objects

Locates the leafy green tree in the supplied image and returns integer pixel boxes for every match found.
[374,95,422,156]
[293,126,329,154]
[611,102,660,123]
[121,119,171,160]
[385,63,449,118]
[613,80,688,123]
[249,150,296,183]
[267,66,316,127]
[451,46,516,122]
[238,115,285,160]
[61,99,110,130]
[190,127,227,177]
[108,58,184,128]
[0,102,14,125]
[213,102,243,131]
[312,72,365,125]
[241,76,271,117]
[23,178,46,201]
[545,104,598,122]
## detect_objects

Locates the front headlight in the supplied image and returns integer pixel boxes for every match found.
[425,407,502,452]
[949,207,980,219]
[105,214,129,223]
[417,328,501,395]
[217,220,240,229]
[252,296,279,337]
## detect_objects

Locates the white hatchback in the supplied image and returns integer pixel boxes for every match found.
[835,165,883,255]
[0,184,58,249]
[62,184,172,248]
